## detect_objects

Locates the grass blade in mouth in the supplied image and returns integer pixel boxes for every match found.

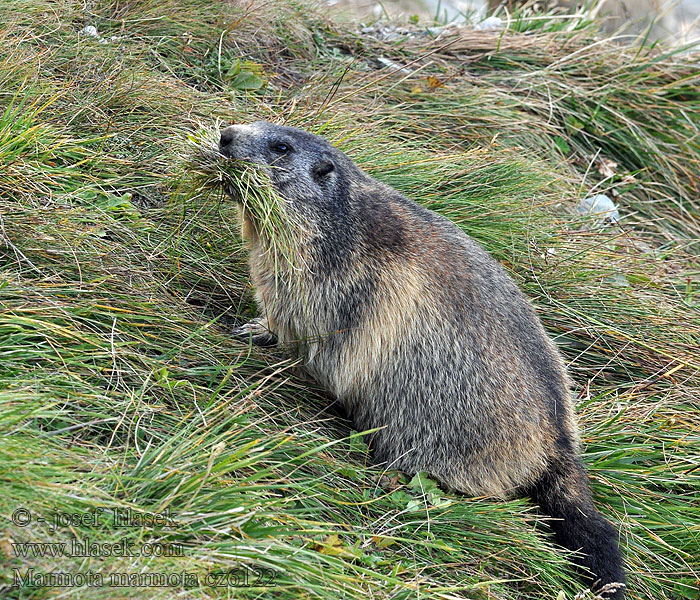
[181,124,310,282]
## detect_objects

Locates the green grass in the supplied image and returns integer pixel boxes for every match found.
[1,1,699,599]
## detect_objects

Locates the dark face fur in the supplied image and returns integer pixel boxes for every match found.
[218,121,355,219]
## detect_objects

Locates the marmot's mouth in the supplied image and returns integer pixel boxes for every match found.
[222,182,241,202]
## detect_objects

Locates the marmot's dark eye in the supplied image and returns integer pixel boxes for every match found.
[271,142,290,154]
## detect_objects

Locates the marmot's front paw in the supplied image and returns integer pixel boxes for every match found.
[232,317,277,347]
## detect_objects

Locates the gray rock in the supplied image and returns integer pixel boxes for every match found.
[577,194,620,224]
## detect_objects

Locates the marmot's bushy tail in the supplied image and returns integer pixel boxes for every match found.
[525,453,626,599]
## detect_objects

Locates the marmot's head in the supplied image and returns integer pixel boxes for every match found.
[218,122,357,219]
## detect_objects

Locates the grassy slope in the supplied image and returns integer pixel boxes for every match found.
[1,1,699,599]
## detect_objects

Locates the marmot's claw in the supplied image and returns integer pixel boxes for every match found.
[232,318,277,347]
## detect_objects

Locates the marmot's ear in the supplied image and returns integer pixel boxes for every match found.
[312,159,335,180]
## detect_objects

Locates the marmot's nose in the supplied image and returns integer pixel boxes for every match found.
[219,127,236,154]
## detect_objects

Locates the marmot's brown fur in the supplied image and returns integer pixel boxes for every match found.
[219,121,625,598]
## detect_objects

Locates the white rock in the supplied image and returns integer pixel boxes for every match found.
[474,16,503,31]
[377,57,413,74]
[577,194,620,224]
[81,25,99,37]
[426,26,446,36]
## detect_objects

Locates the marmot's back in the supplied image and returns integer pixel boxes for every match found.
[306,184,573,496]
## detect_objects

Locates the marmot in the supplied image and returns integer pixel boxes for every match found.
[218,121,626,598]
